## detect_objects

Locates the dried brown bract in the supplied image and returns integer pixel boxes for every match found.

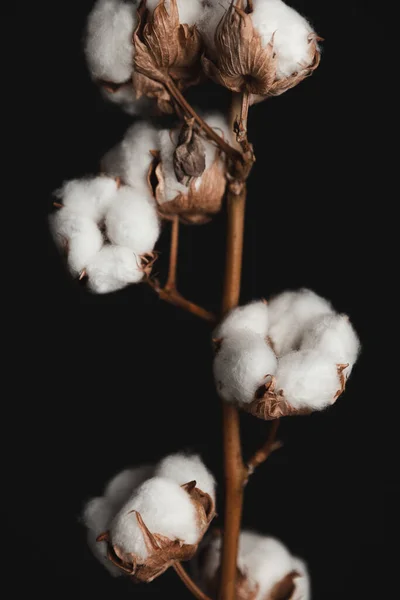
[174,118,206,185]
[98,481,215,583]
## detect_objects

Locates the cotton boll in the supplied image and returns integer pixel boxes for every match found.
[104,465,154,512]
[158,129,190,202]
[110,477,199,560]
[102,122,160,191]
[55,176,118,222]
[301,313,360,377]
[214,301,269,339]
[155,454,216,501]
[214,331,278,405]
[275,349,341,410]
[83,497,122,576]
[251,0,315,79]
[86,245,144,294]
[146,0,203,25]
[85,0,137,83]
[268,289,333,356]
[105,186,160,255]
[291,557,311,600]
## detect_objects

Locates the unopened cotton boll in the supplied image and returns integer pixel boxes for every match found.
[104,465,154,512]
[275,349,341,410]
[146,0,203,25]
[105,186,160,255]
[214,331,278,405]
[86,245,144,294]
[102,122,160,191]
[155,454,216,501]
[301,313,360,377]
[85,0,137,83]
[268,289,333,356]
[110,477,199,560]
[213,301,269,339]
[83,497,122,576]
[55,176,118,222]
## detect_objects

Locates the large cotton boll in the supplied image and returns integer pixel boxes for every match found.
[105,186,160,255]
[104,465,154,512]
[301,313,360,377]
[85,0,137,83]
[110,477,199,560]
[275,349,341,410]
[55,176,118,222]
[268,289,333,356]
[214,301,269,339]
[102,122,160,191]
[155,454,216,502]
[251,0,315,79]
[86,245,144,294]
[83,497,122,576]
[213,331,278,405]
[146,0,203,25]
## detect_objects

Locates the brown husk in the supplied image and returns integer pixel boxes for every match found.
[173,118,206,185]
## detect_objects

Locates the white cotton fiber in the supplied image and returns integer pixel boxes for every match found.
[291,557,311,600]
[83,497,122,576]
[100,85,152,115]
[201,530,310,600]
[155,454,216,501]
[86,245,144,294]
[301,313,360,377]
[197,1,229,57]
[268,289,333,356]
[213,330,278,405]
[55,176,118,222]
[104,465,154,512]
[105,186,160,255]
[146,0,203,25]
[85,0,137,83]
[110,477,199,560]
[275,349,340,410]
[251,0,315,79]
[213,301,269,339]
[102,122,160,191]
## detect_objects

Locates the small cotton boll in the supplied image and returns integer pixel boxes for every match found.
[104,465,154,512]
[301,313,360,377]
[214,331,278,405]
[83,497,122,576]
[110,477,199,560]
[86,245,144,294]
[291,557,311,600]
[102,122,159,191]
[214,301,269,339]
[146,0,203,25]
[268,289,333,356]
[155,454,216,501]
[55,176,118,222]
[251,0,315,79]
[85,0,137,83]
[158,129,189,202]
[276,349,341,410]
[105,186,160,255]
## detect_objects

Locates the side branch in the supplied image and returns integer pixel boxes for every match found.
[173,562,212,600]
[245,420,282,483]
[147,279,216,323]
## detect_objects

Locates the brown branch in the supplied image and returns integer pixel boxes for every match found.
[173,562,212,600]
[164,215,179,292]
[245,420,283,483]
[147,279,216,323]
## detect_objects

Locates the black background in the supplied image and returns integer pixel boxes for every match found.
[13,1,394,598]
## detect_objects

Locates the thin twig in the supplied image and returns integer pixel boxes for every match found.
[147,279,216,323]
[245,420,283,483]
[164,216,179,292]
[173,562,212,600]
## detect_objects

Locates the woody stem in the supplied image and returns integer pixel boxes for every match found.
[164,215,179,292]
[218,93,248,600]
[245,420,282,481]
[173,563,212,600]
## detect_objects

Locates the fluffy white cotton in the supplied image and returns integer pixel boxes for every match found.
[102,122,159,191]
[251,0,315,79]
[292,557,311,600]
[200,111,231,173]
[146,0,203,25]
[201,531,310,600]
[301,313,360,377]
[155,454,216,501]
[55,176,118,222]
[83,497,122,576]
[213,301,269,339]
[50,209,104,275]
[197,1,228,56]
[110,477,199,560]
[214,330,278,405]
[275,349,340,410]
[86,245,144,294]
[85,0,137,83]
[100,85,152,115]
[104,465,154,512]
[105,186,160,255]
[268,289,333,356]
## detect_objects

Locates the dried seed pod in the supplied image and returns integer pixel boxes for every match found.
[173,118,206,185]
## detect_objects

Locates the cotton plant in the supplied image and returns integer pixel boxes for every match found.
[49,1,362,598]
